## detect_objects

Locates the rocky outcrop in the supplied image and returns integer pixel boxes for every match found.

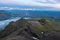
[0,18,60,40]
[0,18,36,40]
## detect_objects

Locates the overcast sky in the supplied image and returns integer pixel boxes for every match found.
[0,0,60,9]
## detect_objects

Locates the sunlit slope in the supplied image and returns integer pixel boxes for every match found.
[29,19,55,32]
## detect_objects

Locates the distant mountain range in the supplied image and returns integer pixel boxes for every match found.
[0,10,60,21]
[0,10,12,21]
[7,10,60,18]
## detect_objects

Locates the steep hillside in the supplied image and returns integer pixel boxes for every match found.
[0,18,60,40]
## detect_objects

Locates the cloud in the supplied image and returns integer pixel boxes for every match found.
[0,7,59,11]
[35,0,57,3]
[34,0,60,9]
[0,0,60,9]
[0,7,41,10]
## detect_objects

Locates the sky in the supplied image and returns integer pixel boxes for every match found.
[0,0,60,10]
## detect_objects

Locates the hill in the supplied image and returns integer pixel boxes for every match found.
[0,18,60,40]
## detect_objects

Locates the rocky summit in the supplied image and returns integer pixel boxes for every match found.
[0,18,60,40]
